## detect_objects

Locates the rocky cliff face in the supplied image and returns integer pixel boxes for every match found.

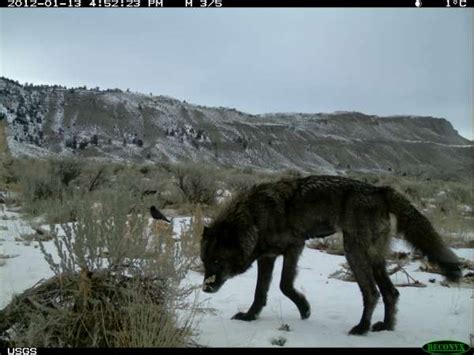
[0,77,471,180]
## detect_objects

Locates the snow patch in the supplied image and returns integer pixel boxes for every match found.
[1,210,471,347]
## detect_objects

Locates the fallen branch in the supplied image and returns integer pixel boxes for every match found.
[394,281,427,288]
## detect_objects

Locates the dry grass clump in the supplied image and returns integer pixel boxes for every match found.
[0,188,200,347]
[0,271,171,347]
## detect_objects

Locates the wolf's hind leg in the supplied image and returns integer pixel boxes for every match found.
[372,260,399,331]
[344,243,380,335]
[232,256,276,321]
[279,245,311,319]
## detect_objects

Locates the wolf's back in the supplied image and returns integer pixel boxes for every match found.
[382,187,462,282]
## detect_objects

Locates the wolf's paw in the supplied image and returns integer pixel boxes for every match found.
[232,312,257,321]
[371,322,394,332]
[297,299,311,320]
[300,307,311,320]
[348,324,369,335]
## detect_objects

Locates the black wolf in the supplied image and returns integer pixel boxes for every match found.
[200,175,462,335]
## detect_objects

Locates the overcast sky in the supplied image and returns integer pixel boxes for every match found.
[0,9,472,139]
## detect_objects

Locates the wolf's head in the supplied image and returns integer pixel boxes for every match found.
[200,222,256,293]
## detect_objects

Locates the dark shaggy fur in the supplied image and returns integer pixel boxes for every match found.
[200,175,462,335]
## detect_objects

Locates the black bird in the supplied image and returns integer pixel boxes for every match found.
[150,206,171,223]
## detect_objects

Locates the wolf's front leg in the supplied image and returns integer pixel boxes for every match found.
[232,256,276,321]
[280,245,311,319]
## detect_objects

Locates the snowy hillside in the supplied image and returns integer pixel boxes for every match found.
[0,77,472,180]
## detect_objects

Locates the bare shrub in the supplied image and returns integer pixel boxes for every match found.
[0,186,199,347]
[78,163,108,193]
[0,157,19,189]
[19,160,59,213]
[18,158,83,220]
[115,287,193,347]
[49,158,82,188]
[172,163,217,206]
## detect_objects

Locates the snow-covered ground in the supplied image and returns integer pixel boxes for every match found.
[0,209,472,348]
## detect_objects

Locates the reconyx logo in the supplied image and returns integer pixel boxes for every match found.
[7,348,37,355]
[422,340,470,354]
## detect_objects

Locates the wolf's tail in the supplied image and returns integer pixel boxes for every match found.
[382,186,462,282]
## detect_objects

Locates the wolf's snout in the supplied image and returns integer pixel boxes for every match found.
[203,274,218,293]
[202,284,215,293]
[204,274,216,284]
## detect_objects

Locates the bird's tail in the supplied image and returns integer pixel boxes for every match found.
[150,205,171,223]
